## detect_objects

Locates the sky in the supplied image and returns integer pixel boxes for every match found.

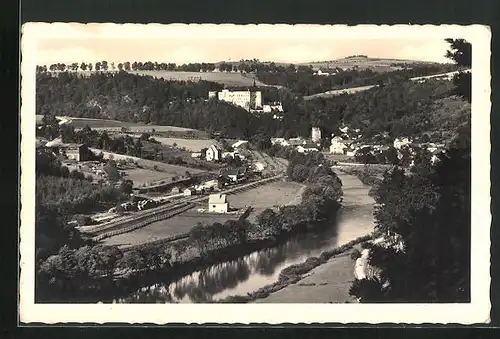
[30,24,453,65]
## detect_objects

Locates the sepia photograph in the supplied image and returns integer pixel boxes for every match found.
[20,23,491,324]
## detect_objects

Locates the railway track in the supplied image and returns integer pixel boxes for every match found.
[87,174,284,241]
[92,202,195,241]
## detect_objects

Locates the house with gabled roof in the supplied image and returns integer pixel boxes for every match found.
[205,144,222,161]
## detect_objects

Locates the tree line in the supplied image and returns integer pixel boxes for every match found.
[36,71,283,139]
[36,69,466,144]
[348,38,472,303]
[36,59,460,99]
[255,63,460,97]
[35,150,343,301]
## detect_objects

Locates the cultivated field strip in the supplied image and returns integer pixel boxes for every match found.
[92,202,195,241]
[89,174,284,242]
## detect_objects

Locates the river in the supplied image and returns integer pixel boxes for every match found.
[114,171,375,303]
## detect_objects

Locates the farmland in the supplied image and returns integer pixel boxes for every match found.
[228,180,305,222]
[300,56,442,72]
[152,136,218,152]
[129,70,271,87]
[122,168,179,187]
[65,117,196,132]
[101,179,303,248]
[102,208,240,248]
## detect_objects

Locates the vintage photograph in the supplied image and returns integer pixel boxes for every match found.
[20,24,490,324]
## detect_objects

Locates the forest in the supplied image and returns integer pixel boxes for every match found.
[36,59,460,98]
[35,149,343,301]
[36,70,467,143]
[348,38,472,302]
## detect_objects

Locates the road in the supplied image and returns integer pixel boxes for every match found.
[303,69,471,100]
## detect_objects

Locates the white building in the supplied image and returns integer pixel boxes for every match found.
[210,89,262,111]
[231,140,249,149]
[311,127,322,143]
[297,143,319,153]
[191,152,202,158]
[222,151,244,160]
[205,144,221,161]
[263,103,284,113]
[271,138,289,147]
[393,137,412,150]
[330,136,348,154]
[208,194,229,213]
[288,137,307,147]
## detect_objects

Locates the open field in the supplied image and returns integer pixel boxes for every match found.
[300,56,441,72]
[303,70,468,101]
[102,208,239,248]
[90,148,209,177]
[152,136,218,151]
[254,250,358,303]
[129,70,271,87]
[63,117,196,132]
[227,180,305,222]
[122,168,177,187]
[303,85,377,100]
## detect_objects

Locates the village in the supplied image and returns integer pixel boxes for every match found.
[36,101,446,246]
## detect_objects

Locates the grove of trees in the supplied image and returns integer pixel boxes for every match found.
[348,38,472,303]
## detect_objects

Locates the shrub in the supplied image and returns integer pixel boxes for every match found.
[350,248,362,260]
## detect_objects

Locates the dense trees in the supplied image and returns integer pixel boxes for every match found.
[36,66,466,143]
[445,39,472,103]
[36,72,284,139]
[255,63,459,97]
[36,151,129,215]
[349,39,471,303]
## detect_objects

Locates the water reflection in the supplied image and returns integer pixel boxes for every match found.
[116,218,342,303]
[116,173,375,303]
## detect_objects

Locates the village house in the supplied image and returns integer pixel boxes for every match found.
[205,144,222,161]
[330,136,349,154]
[221,151,245,160]
[208,194,229,213]
[393,137,412,150]
[288,137,307,147]
[46,142,92,162]
[342,145,357,157]
[224,166,248,183]
[296,143,320,153]
[231,140,249,150]
[263,103,284,113]
[270,138,289,147]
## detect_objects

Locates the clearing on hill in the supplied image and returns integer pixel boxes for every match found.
[301,56,443,73]
[129,70,273,87]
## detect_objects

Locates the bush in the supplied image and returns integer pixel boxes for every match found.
[350,248,362,260]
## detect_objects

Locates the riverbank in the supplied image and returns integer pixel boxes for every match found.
[214,171,377,303]
[217,234,372,303]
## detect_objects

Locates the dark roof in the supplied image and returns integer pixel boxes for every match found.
[223,166,248,176]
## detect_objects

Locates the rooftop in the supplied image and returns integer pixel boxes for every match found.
[209,194,228,204]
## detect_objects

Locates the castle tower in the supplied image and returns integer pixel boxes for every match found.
[311,127,322,143]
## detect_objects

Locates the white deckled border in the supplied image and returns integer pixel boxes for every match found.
[20,23,491,324]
